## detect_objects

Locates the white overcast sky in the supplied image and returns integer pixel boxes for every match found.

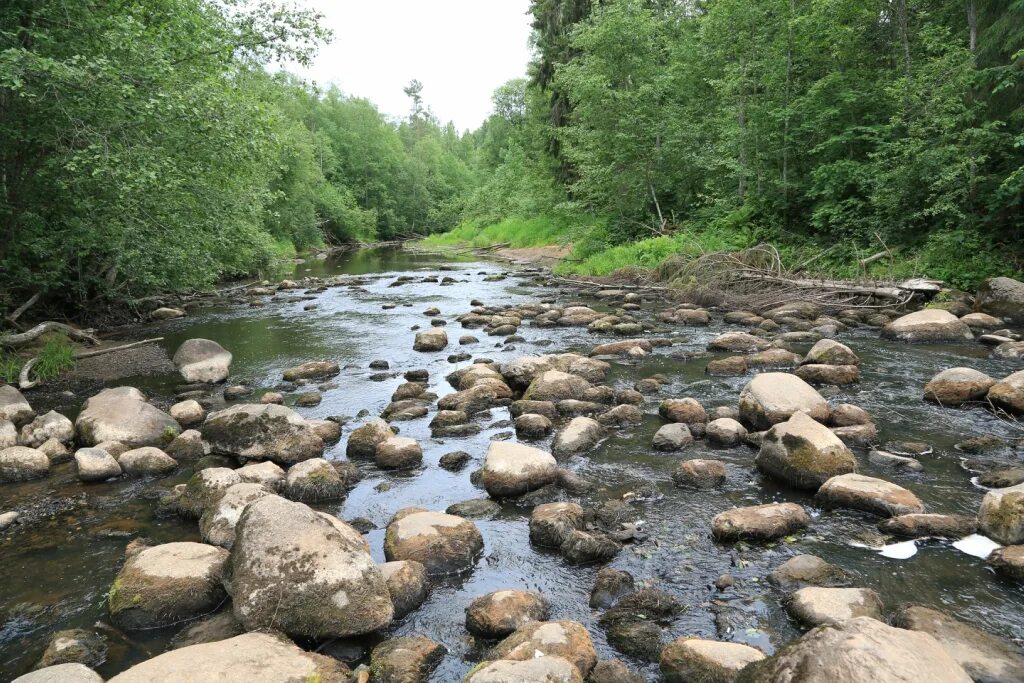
[286,0,534,131]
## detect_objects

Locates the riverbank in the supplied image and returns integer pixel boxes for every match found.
[417,215,1024,292]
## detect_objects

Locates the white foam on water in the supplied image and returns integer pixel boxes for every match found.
[953,534,1001,559]
[878,540,917,559]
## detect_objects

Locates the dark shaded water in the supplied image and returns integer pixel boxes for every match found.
[1,247,1022,680]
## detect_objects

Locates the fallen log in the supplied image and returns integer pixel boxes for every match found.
[75,338,163,360]
[0,321,99,348]
[735,272,910,300]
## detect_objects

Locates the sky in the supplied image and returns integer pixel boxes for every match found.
[288,0,534,131]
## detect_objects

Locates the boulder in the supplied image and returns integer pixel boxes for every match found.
[375,436,423,469]
[0,384,34,426]
[0,446,48,482]
[706,418,747,446]
[18,411,73,448]
[596,404,643,427]
[37,437,69,463]
[151,306,185,320]
[229,495,393,638]
[796,364,860,386]
[524,370,592,402]
[169,611,244,649]
[117,447,177,476]
[993,341,1024,360]
[652,423,693,451]
[176,467,241,517]
[347,418,395,457]
[466,590,551,639]
[768,554,850,589]
[379,560,429,619]
[894,604,1024,683]
[707,332,771,353]
[109,541,228,629]
[284,458,347,502]
[882,309,974,343]
[106,633,348,683]
[514,413,553,438]
[735,617,972,683]
[817,473,925,517]
[529,502,584,548]
[383,510,484,575]
[173,339,232,383]
[33,629,107,670]
[465,656,583,683]
[830,403,873,426]
[590,659,644,683]
[282,360,340,382]
[738,373,829,430]
[711,502,810,542]
[978,483,1024,544]
[988,370,1024,416]
[199,483,272,548]
[786,586,883,627]
[201,404,323,465]
[706,356,749,376]
[989,545,1024,580]
[489,620,597,677]
[169,399,205,426]
[510,399,558,420]
[924,367,996,406]
[803,339,860,366]
[166,429,206,461]
[75,387,180,447]
[672,459,726,489]
[74,447,121,482]
[756,412,856,490]
[961,312,1002,330]
[747,348,802,369]
[13,664,103,683]
[659,398,707,425]
[559,530,621,564]
[369,635,444,683]
[552,417,604,457]
[878,513,976,539]
[235,460,285,490]
[976,276,1024,323]
[413,327,448,352]
[0,419,15,449]
[660,638,765,683]
[482,441,557,497]
[589,568,635,609]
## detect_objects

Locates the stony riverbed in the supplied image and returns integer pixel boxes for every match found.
[1,247,1022,682]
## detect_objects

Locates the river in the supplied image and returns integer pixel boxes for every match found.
[1,247,1021,681]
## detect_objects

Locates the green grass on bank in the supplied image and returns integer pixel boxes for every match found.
[420,214,1021,291]
[0,334,76,384]
[420,217,575,250]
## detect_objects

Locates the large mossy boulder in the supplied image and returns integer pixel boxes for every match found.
[924,367,996,406]
[481,441,557,498]
[108,542,228,630]
[383,509,484,576]
[201,404,323,465]
[229,495,393,638]
[978,483,1024,545]
[0,384,34,426]
[489,620,598,678]
[755,412,856,490]
[976,276,1024,324]
[988,370,1024,416]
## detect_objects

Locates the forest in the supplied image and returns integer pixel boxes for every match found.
[1,0,1022,318]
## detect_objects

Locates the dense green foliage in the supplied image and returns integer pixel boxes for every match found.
[0,0,473,317]
[453,0,1024,289]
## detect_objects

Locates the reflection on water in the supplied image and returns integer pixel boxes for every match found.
[1,247,1022,680]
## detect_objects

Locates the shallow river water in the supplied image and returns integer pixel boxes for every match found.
[1,247,1022,681]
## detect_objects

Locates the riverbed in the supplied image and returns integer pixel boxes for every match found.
[1,247,1022,680]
